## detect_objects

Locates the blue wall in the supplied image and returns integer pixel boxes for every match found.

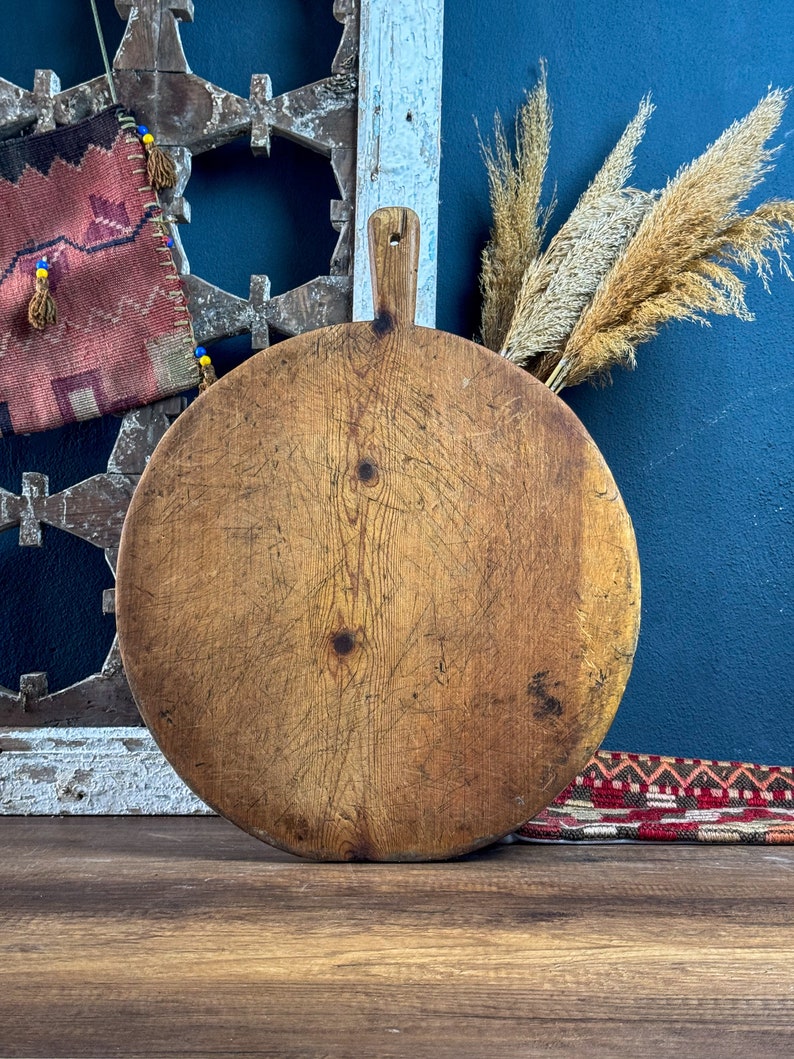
[1,1,792,762]
[440,0,794,763]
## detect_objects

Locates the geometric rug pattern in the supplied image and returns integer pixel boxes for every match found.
[517,751,794,843]
[0,107,196,435]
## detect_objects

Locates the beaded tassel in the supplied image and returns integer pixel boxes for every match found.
[195,346,217,392]
[137,124,177,191]
[28,259,57,330]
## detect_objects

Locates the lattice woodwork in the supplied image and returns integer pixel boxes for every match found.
[0,0,360,726]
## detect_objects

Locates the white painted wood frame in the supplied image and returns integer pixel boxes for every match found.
[353,0,444,325]
[0,0,445,815]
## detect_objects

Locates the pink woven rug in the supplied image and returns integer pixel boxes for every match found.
[518,751,794,843]
[0,107,196,435]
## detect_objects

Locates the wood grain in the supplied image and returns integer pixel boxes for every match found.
[116,209,640,860]
[1,817,793,1059]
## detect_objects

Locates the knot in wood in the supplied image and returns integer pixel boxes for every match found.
[355,459,379,486]
[331,630,356,656]
[371,311,395,336]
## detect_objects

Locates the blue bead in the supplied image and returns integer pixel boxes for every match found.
[166,237,174,248]
[136,124,149,136]
[36,259,48,270]
[194,346,206,358]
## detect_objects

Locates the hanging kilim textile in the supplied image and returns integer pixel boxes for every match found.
[0,107,197,435]
[517,751,794,843]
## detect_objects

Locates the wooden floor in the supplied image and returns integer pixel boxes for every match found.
[1,818,793,1058]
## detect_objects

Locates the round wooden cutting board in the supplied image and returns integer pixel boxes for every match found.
[116,208,640,861]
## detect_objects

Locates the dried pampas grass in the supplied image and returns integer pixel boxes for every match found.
[479,63,553,352]
[554,89,794,390]
[501,97,655,371]
[479,76,794,394]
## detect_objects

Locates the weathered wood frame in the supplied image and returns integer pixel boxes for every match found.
[0,0,444,812]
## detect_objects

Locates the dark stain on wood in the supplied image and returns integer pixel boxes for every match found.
[356,459,378,484]
[372,310,395,336]
[527,671,564,719]
[346,842,376,862]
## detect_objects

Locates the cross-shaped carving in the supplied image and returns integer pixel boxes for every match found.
[0,1,361,726]
[0,401,181,552]
[114,0,194,74]
[0,400,183,727]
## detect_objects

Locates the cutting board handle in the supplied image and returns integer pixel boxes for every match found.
[368,207,420,328]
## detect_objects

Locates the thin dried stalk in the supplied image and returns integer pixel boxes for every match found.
[503,189,653,369]
[500,98,655,369]
[554,89,793,390]
[479,64,552,351]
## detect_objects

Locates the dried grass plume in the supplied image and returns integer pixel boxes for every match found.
[479,63,553,352]
[479,78,794,394]
[501,97,655,371]
[554,89,794,390]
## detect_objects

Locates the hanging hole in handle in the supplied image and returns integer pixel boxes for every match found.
[389,232,401,247]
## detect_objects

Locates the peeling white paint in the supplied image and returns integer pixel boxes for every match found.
[205,79,227,129]
[353,0,444,325]
[0,727,210,815]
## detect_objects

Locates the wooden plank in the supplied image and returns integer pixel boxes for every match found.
[353,0,444,325]
[0,728,208,814]
[0,820,792,1058]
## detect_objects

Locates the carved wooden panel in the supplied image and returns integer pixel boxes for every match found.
[0,0,360,726]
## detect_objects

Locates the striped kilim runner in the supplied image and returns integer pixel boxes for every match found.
[518,751,794,843]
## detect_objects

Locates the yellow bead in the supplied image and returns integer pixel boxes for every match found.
[199,355,212,367]
[36,267,48,278]
[142,133,155,144]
